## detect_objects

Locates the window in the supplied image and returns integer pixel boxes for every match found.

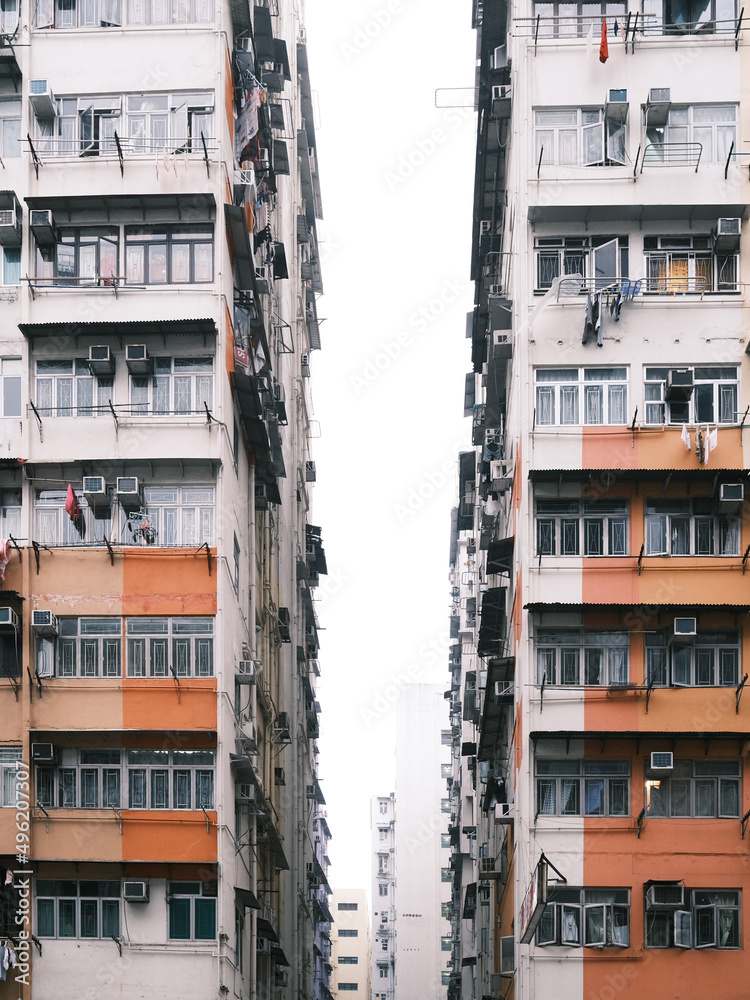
[441,973,451,986]
[441,868,452,883]
[378,966,389,979]
[536,888,630,947]
[378,827,388,840]
[0,359,20,415]
[36,880,120,938]
[535,237,628,291]
[441,797,450,813]
[0,747,21,806]
[536,501,629,556]
[168,881,217,940]
[646,630,740,686]
[536,630,629,685]
[533,0,626,36]
[378,884,388,897]
[642,0,737,36]
[35,93,215,155]
[338,986,358,992]
[378,854,388,873]
[124,486,214,547]
[339,956,358,964]
[645,500,739,557]
[54,618,122,678]
[379,799,389,813]
[125,225,213,284]
[35,359,113,417]
[125,0,213,26]
[535,367,628,425]
[35,0,121,27]
[130,356,214,415]
[645,890,740,948]
[35,490,111,546]
[0,99,21,160]
[535,108,626,167]
[380,938,388,950]
[645,759,740,817]
[644,236,738,293]
[537,759,630,816]
[441,833,451,848]
[338,928,358,937]
[35,748,214,810]
[646,106,737,162]
[126,617,214,677]
[34,228,119,285]
[0,489,20,538]
[644,366,738,424]
[0,0,18,33]
[1,248,20,286]
[441,901,452,918]
[337,902,358,911]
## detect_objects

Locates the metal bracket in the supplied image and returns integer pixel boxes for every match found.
[645,675,655,713]
[36,801,50,833]
[109,399,119,434]
[6,672,18,700]
[111,935,122,957]
[27,133,41,179]
[103,536,115,566]
[540,672,545,713]
[537,143,544,178]
[725,140,735,180]
[31,539,51,575]
[637,543,644,575]
[201,132,209,177]
[742,807,750,838]
[204,401,213,424]
[111,805,122,834]
[170,665,182,703]
[735,672,748,714]
[533,12,540,53]
[202,806,211,833]
[196,540,212,576]
[7,534,22,563]
[113,130,124,176]
[630,407,638,447]
[26,665,42,700]
[636,807,645,838]
[742,546,750,575]
[735,6,744,48]
[31,935,42,956]
[740,405,749,441]
[29,399,43,442]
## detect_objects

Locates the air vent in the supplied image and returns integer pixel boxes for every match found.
[0,608,19,630]
[673,617,697,637]
[719,483,743,505]
[115,477,141,512]
[29,80,56,120]
[83,476,109,514]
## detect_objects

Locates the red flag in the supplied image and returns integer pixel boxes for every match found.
[65,484,81,522]
[599,18,609,62]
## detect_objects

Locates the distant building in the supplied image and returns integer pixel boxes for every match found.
[332,888,371,1000]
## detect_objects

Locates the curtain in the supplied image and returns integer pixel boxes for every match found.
[609,647,628,684]
[561,385,579,425]
[560,779,580,815]
[536,386,554,425]
[561,906,580,943]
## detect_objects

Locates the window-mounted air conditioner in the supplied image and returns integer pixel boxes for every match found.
[650,751,674,772]
[115,477,140,512]
[478,857,501,877]
[719,483,744,505]
[715,217,741,253]
[240,721,257,750]
[673,617,697,637]
[255,265,272,294]
[276,711,291,733]
[646,88,671,126]
[83,476,109,513]
[274,767,286,785]
[491,44,507,69]
[233,167,256,206]
[488,284,503,296]
[306,785,316,799]
[0,607,18,630]
[491,85,511,118]
[300,353,311,377]
[646,883,685,910]
[32,610,58,637]
[31,742,56,762]
[257,938,272,954]
[236,660,258,683]
[489,461,514,494]
[236,36,253,53]
[305,460,316,483]
[650,87,671,103]
[125,344,151,375]
[254,482,269,510]
[123,881,149,903]
[495,802,514,823]
[258,147,270,171]
[493,331,512,360]
[665,369,694,401]
[275,970,289,988]
[235,782,256,804]
[0,206,20,247]
[29,80,56,120]
[88,345,115,377]
[30,209,57,252]
[606,88,628,123]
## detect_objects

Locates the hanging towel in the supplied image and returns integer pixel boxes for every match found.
[65,484,81,522]
[582,292,594,344]
[681,424,691,451]
[585,22,596,62]
[599,18,609,62]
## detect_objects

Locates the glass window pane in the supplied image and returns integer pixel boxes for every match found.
[151,769,169,808]
[128,769,147,808]
[58,898,77,937]
[169,897,191,939]
[38,897,55,936]
[560,779,580,815]
[80,898,98,938]
[102,899,119,937]
[194,898,216,939]
[173,769,191,809]
[695,778,717,817]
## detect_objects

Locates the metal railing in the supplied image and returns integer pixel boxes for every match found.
[641,141,703,172]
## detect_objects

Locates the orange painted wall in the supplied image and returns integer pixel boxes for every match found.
[122,679,217,731]
[121,549,217,616]
[122,812,218,862]
[582,426,744,471]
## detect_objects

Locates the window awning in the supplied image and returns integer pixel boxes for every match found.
[225,204,255,291]
[273,140,290,175]
[525,602,750,614]
[18,318,217,342]
[256,917,279,942]
[272,944,290,967]
[257,813,290,871]
[529,468,749,485]
[477,656,515,762]
[24,193,216,223]
[531,730,748,745]
[487,537,514,574]
[252,4,275,63]
[273,39,291,81]
[272,242,288,279]
[235,886,260,910]
[477,588,506,658]
[529,203,747,226]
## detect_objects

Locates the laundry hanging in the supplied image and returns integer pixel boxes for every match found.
[599,18,609,62]
[681,424,691,451]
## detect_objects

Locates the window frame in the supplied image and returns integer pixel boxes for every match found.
[126,616,214,678]
[644,366,738,425]
[124,224,214,284]
[536,888,630,947]
[535,367,629,426]
[645,629,740,687]
[534,237,629,292]
[644,498,740,556]
[536,629,630,686]
[532,0,626,37]
[536,759,631,817]
[641,0,737,34]
[0,357,21,414]
[167,880,217,941]
[645,889,740,949]
[535,500,629,557]
[644,758,740,818]
[129,355,214,415]
[0,747,22,806]
[34,358,113,417]
[35,879,121,939]
[534,107,627,167]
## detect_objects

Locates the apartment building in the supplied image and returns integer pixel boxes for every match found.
[332,888,371,1000]
[371,793,396,1000]
[0,1,330,998]
[448,1,750,999]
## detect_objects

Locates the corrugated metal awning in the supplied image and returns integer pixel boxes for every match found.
[19,318,217,341]
[224,204,254,290]
[235,886,260,910]
[530,468,749,484]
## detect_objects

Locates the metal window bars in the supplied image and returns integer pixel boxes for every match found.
[514,10,744,50]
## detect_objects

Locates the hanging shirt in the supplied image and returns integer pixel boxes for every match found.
[681,424,691,451]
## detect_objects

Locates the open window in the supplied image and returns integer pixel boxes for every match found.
[674,910,692,948]
[79,98,121,156]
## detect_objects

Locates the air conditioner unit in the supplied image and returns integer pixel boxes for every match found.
[647,88,671,126]
[123,881,150,903]
[488,283,503,296]
[646,884,685,910]
[305,460,316,482]
[236,660,258,683]
[29,80,56,120]
[277,711,291,734]
[31,742,56,762]
[115,477,141,512]
[0,207,20,247]
[236,36,253,53]
[258,147,270,171]
[305,783,317,799]
[665,369,694,401]
[30,209,58,254]
[605,88,629,123]
[233,167,257,206]
[491,85,511,118]
[235,782,256,804]
[125,344,151,375]
[489,461,514,494]
[274,767,286,785]
[257,937,272,954]
[478,857,501,878]
[31,610,58,637]
[275,970,289,987]
[88,345,115,377]
[673,617,697,637]
[0,607,18,630]
[240,721,257,750]
[650,751,674,772]
[82,476,109,513]
[719,482,744,506]
[255,265,272,294]
[715,217,741,253]
[254,482,269,510]
[491,44,507,69]
[493,331,512,360]
[300,353,311,377]
[495,802,514,823]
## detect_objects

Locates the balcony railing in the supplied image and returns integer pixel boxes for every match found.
[640,141,702,172]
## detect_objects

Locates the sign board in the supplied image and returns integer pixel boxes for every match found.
[519,857,548,944]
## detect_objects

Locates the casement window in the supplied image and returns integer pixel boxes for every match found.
[440,936,452,951]
[644,236,738,293]
[535,237,628,291]
[645,759,740,817]
[130,357,214,415]
[339,956,359,964]
[535,368,628,425]
[35,490,111,546]
[441,868,452,883]
[644,366,738,424]
[645,500,739,556]
[536,630,629,685]
[53,617,122,677]
[33,227,119,285]
[645,105,737,161]
[123,486,214,546]
[127,0,212,23]
[533,0,626,36]
[536,501,629,556]
[35,749,122,808]
[0,490,20,538]
[36,880,120,939]
[337,902,358,911]
[0,0,18,32]
[536,759,630,816]
[35,0,121,26]
[339,929,358,937]
[378,966,389,979]
[378,854,388,873]
[0,99,20,158]
[534,108,626,167]
[646,630,740,686]
[645,890,740,948]
[642,0,736,33]
[35,359,113,416]
[338,985,359,991]
[378,883,388,896]
[0,747,22,806]
[126,616,214,677]
[125,225,213,284]
[536,889,630,947]
[441,797,451,813]
[1,248,20,285]
[168,881,217,940]
[0,359,20,416]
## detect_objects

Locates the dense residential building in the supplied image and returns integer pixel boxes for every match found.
[331,888,371,1000]
[448,1,750,999]
[0,0,330,998]
[372,686,451,1000]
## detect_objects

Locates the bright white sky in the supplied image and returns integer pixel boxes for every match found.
[304,0,477,892]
